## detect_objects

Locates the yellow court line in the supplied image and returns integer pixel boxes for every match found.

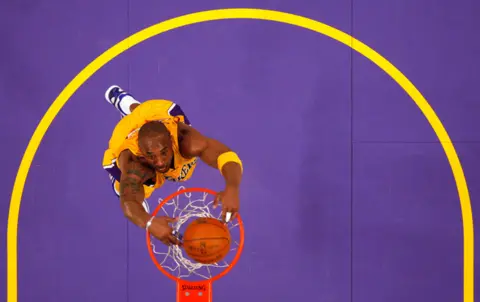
[6,8,473,302]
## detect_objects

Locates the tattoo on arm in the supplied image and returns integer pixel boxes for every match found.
[119,167,150,200]
[119,176,141,196]
[126,168,149,179]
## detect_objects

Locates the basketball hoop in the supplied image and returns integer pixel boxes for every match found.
[146,186,245,301]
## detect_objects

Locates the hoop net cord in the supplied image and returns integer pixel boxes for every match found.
[148,186,241,281]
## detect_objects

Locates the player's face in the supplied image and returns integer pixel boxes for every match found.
[139,134,174,173]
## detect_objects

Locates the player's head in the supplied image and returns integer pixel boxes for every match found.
[138,121,174,173]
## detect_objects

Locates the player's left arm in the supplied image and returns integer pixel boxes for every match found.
[179,123,243,221]
[179,123,243,187]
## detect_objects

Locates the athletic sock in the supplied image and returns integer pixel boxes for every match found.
[114,93,140,116]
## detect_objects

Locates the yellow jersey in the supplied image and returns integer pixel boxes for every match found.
[102,99,197,198]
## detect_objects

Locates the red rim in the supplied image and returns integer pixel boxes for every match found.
[146,187,245,283]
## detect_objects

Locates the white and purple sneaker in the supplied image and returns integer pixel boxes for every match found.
[104,85,139,117]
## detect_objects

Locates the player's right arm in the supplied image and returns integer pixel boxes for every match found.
[116,150,181,246]
[117,150,153,228]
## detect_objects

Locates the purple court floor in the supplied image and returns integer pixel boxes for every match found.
[2,1,480,302]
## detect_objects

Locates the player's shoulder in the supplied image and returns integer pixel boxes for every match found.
[117,149,144,170]
[177,123,207,157]
[117,149,134,171]
[118,150,156,177]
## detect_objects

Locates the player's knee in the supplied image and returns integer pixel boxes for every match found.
[130,103,140,112]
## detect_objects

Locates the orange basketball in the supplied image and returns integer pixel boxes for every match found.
[182,217,231,264]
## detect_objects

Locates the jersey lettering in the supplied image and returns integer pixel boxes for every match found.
[165,158,197,182]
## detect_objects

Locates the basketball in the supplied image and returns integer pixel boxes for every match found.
[182,217,231,264]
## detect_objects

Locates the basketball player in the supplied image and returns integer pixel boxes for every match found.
[102,85,243,246]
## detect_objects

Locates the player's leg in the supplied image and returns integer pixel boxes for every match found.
[104,85,141,117]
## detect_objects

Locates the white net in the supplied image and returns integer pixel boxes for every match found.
[148,186,242,281]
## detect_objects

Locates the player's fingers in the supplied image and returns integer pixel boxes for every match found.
[220,208,227,222]
[165,216,178,223]
[168,234,180,245]
[172,230,183,242]
[213,192,223,209]
[160,238,171,246]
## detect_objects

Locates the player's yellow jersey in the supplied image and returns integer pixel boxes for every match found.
[102,99,197,198]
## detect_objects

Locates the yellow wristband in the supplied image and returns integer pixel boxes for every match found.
[217,151,243,175]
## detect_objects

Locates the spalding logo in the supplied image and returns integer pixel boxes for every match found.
[181,284,206,291]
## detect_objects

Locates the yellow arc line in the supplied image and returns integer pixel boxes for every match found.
[7,8,473,302]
